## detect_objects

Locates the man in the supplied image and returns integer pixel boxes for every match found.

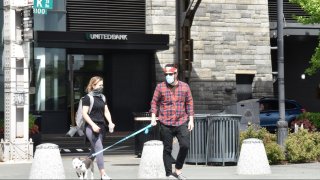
[150,64,194,180]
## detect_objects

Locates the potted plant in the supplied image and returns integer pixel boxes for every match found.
[0,114,41,144]
[29,114,41,151]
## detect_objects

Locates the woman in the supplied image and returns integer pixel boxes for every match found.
[82,76,115,180]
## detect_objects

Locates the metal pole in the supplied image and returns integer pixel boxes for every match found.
[276,0,288,147]
[176,0,181,66]
[69,56,75,126]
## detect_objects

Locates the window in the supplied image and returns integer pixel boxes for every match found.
[32,48,66,111]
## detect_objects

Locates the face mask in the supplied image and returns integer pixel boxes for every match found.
[166,75,175,84]
[92,87,103,94]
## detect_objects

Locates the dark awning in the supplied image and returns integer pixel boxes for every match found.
[34,31,169,51]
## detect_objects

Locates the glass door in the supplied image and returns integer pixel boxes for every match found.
[68,54,104,126]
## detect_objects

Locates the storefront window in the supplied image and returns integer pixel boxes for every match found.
[33,48,66,111]
[69,54,104,101]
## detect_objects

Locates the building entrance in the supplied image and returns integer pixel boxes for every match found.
[67,52,154,132]
[68,54,104,129]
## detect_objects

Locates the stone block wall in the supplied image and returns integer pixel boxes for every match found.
[146,0,273,113]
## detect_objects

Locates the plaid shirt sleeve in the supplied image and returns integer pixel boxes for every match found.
[150,84,161,115]
[185,84,194,116]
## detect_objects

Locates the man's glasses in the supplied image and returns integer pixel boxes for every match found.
[165,73,176,76]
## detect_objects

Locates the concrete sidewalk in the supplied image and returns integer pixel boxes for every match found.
[1,154,320,179]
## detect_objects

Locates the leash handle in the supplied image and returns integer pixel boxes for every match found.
[89,124,152,158]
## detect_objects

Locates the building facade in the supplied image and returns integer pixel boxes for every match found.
[1,0,319,134]
[148,0,274,113]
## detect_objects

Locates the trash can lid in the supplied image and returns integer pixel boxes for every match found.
[194,114,210,118]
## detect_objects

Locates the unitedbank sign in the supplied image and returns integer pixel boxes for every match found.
[86,33,128,41]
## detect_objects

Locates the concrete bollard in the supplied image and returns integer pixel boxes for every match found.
[237,138,271,175]
[138,140,166,179]
[29,143,65,179]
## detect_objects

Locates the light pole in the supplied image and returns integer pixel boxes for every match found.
[176,0,201,83]
[276,0,288,147]
[1,0,33,162]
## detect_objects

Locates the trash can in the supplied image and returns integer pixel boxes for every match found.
[185,114,209,164]
[133,112,160,157]
[206,114,241,166]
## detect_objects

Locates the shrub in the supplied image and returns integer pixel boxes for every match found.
[0,115,39,135]
[290,118,316,132]
[29,114,40,135]
[296,112,320,130]
[285,129,320,163]
[240,125,285,164]
[265,142,286,164]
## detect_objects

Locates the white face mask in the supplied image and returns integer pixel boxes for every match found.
[166,75,175,84]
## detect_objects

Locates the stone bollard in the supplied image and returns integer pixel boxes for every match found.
[138,140,166,179]
[29,143,65,179]
[237,138,271,175]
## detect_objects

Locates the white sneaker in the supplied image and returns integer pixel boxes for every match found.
[101,174,111,180]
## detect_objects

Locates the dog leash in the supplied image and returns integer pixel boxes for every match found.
[88,124,152,158]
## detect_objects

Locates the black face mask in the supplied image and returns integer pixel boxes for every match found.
[92,87,103,94]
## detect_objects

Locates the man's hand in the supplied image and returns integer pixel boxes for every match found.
[151,117,157,126]
[188,120,194,131]
[150,113,157,126]
[188,116,194,131]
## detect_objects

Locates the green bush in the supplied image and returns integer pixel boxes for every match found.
[240,125,285,164]
[29,114,36,129]
[265,142,286,164]
[297,112,320,129]
[285,129,320,163]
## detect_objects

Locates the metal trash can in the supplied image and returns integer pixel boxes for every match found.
[185,114,209,164]
[133,112,160,157]
[206,114,241,166]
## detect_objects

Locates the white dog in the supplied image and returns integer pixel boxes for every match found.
[72,157,94,180]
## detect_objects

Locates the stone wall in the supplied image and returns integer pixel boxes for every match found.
[146,0,273,113]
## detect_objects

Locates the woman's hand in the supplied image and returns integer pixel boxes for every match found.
[108,122,115,133]
[92,123,101,133]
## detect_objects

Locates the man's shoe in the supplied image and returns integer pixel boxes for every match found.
[166,174,178,179]
[172,172,187,180]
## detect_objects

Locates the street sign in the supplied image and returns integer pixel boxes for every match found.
[33,8,47,15]
[34,0,53,9]
[33,0,53,15]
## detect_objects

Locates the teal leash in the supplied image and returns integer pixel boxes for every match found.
[88,124,152,158]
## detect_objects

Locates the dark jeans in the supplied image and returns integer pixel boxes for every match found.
[160,122,190,176]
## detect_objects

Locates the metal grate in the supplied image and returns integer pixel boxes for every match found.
[206,114,241,166]
[185,114,209,165]
[268,0,310,22]
[67,0,145,33]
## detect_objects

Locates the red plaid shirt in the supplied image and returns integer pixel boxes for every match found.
[150,81,194,126]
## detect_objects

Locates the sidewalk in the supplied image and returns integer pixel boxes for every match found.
[1,154,320,179]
